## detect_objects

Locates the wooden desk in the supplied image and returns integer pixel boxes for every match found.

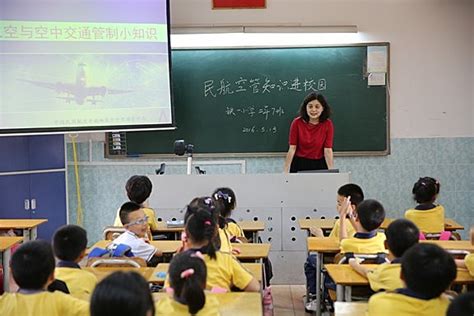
[83,267,155,282]
[300,217,464,235]
[89,240,182,255]
[383,218,464,231]
[88,241,270,262]
[0,236,23,292]
[238,220,265,242]
[232,243,270,261]
[306,237,340,316]
[153,292,262,316]
[326,264,474,302]
[150,263,263,284]
[155,220,265,242]
[421,240,474,252]
[0,219,47,241]
[335,302,368,316]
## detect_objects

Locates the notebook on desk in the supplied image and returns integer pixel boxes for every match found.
[166,220,184,228]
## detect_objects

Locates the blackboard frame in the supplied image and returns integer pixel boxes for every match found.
[105,42,390,158]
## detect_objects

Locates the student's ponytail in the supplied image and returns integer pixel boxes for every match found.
[186,207,218,259]
[169,251,207,315]
[181,270,206,315]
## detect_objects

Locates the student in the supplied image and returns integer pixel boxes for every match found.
[53,225,98,300]
[181,206,259,292]
[339,199,386,255]
[310,183,364,239]
[212,188,274,293]
[368,243,457,316]
[455,226,474,276]
[0,240,89,316]
[349,219,420,292]
[304,183,364,307]
[446,292,474,316]
[212,187,245,242]
[113,175,159,236]
[90,271,154,316]
[155,251,219,315]
[185,196,231,254]
[112,201,162,266]
[405,176,445,234]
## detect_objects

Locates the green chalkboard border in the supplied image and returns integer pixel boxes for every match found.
[105,42,390,158]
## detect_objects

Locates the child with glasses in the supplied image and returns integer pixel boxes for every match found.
[113,175,159,239]
[112,201,162,266]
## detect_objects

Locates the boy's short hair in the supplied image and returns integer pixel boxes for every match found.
[386,219,419,258]
[119,201,142,225]
[337,183,364,206]
[11,240,55,290]
[91,271,155,316]
[446,292,474,316]
[53,225,88,261]
[355,199,385,231]
[401,243,456,299]
[125,175,152,205]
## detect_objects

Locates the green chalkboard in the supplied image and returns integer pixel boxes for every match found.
[109,44,389,157]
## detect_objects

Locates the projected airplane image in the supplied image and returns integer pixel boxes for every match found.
[19,63,132,105]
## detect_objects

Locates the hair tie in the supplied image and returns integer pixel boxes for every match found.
[204,220,211,226]
[215,191,232,203]
[180,268,195,279]
[192,251,205,260]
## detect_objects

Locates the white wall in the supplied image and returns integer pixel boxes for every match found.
[170,0,474,138]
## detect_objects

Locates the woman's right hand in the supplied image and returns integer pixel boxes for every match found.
[283,145,297,173]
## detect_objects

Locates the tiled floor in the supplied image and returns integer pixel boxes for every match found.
[270,285,308,316]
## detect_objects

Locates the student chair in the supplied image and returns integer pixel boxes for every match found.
[103,226,126,241]
[87,257,147,268]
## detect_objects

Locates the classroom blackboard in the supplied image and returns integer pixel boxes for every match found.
[107,44,389,157]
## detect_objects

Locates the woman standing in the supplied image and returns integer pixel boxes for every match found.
[283,92,334,173]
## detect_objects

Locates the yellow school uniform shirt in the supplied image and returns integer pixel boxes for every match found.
[405,205,445,233]
[328,218,356,239]
[340,232,386,254]
[218,228,232,253]
[55,267,97,301]
[164,251,253,291]
[203,251,253,291]
[368,291,450,316]
[0,291,89,316]
[366,262,402,292]
[464,253,474,276]
[113,207,159,232]
[155,294,220,316]
[226,222,244,238]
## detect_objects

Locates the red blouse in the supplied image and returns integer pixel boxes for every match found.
[289,117,334,159]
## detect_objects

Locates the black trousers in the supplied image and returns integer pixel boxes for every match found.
[290,156,328,173]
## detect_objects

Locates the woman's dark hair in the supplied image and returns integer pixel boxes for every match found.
[212,187,236,218]
[412,177,440,204]
[90,271,154,316]
[298,92,331,122]
[169,251,207,315]
[185,207,218,260]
